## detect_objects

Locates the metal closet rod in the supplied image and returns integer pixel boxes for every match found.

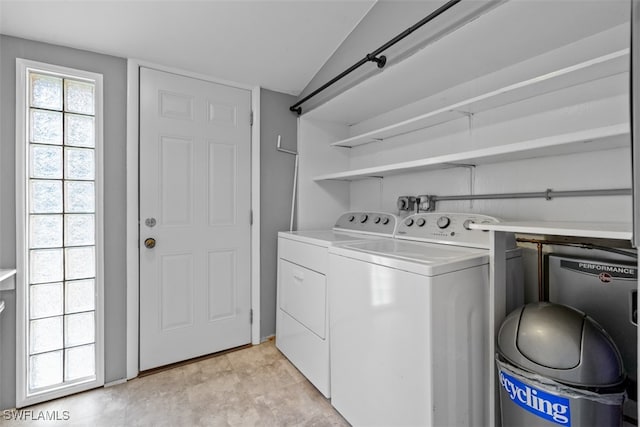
[425,187,631,208]
[289,0,462,115]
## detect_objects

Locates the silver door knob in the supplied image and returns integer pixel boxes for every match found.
[144,238,156,249]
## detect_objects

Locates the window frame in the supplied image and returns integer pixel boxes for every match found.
[15,58,104,407]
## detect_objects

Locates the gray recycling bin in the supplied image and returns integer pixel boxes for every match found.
[497,302,626,427]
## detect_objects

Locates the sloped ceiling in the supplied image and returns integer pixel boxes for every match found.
[0,0,375,95]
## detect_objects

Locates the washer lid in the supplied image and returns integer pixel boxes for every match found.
[278,230,384,247]
[329,239,488,276]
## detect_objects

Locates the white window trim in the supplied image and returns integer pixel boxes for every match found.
[15,58,105,407]
[126,59,261,379]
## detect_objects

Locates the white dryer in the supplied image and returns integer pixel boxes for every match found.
[276,211,397,397]
[328,212,523,427]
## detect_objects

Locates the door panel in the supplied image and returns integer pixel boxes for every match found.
[160,137,193,226]
[208,142,237,225]
[208,250,237,321]
[139,68,251,370]
[160,253,194,330]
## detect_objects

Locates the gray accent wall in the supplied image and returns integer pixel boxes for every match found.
[0,35,127,409]
[0,35,295,408]
[260,89,297,339]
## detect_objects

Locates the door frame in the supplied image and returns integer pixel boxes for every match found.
[125,59,261,379]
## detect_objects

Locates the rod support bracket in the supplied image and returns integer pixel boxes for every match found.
[545,188,553,200]
[289,106,302,116]
[367,54,387,69]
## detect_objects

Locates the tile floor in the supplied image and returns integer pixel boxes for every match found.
[3,340,349,426]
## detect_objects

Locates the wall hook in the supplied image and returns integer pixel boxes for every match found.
[276,135,298,155]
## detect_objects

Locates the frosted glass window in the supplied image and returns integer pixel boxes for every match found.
[30,249,63,284]
[64,148,94,180]
[64,312,94,347]
[65,80,94,115]
[65,114,94,147]
[31,145,62,179]
[23,65,99,398]
[30,317,63,354]
[65,279,95,314]
[64,181,95,213]
[30,74,62,110]
[30,110,63,145]
[65,344,95,381]
[29,351,63,390]
[65,247,95,280]
[30,283,63,319]
[31,180,63,213]
[64,215,94,246]
[30,215,62,248]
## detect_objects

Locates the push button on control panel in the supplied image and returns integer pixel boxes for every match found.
[359,214,368,223]
[416,218,426,227]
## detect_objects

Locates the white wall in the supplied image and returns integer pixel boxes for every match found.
[345,74,630,222]
[294,5,633,309]
[296,119,350,230]
[297,71,631,228]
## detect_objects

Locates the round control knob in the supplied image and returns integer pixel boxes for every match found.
[404,218,414,227]
[359,214,368,223]
[416,218,426,227]
[382,217,390,225]
[374,216,381,224]
[463,220,474,230]
[348,215,355,222]
[437,216,451,229]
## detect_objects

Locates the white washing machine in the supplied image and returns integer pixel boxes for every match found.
[328,212,523,427]
[276,211,397,397]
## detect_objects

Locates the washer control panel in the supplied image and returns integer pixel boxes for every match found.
[334,211,397,236]
[396,213,501,248]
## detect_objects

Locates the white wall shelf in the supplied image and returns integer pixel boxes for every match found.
[330,50,629,149]
[315,124,629,181]
[0,269,16,283]
[0,268,17,292]
[470,220,632,240]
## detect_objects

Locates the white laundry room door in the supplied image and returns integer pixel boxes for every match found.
[139,67,252,370]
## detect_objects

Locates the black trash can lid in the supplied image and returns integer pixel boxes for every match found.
[498,302,625,388]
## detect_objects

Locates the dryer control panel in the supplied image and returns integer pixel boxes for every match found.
[395,213,501,248]
[334,211,397,236]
